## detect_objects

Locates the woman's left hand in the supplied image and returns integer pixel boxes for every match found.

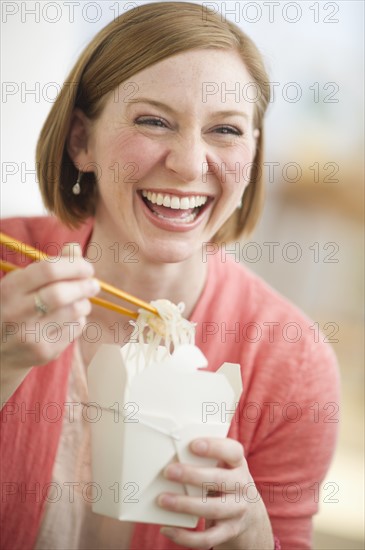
[157,438,274,550]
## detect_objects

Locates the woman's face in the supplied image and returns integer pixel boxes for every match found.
[76,48,258,264]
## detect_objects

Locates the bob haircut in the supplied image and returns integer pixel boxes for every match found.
[36,1,270,243]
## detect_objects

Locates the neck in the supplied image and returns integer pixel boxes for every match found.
[86,221,208,319]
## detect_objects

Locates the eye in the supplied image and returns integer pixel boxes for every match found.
[212,125,243,136]
[134,116,169,128]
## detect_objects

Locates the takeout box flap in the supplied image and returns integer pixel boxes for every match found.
[216,362,243,403]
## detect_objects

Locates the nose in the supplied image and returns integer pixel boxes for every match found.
[164,131,210,183]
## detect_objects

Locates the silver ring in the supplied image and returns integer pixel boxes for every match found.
[34,293,48,316]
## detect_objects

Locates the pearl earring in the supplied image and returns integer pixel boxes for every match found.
[72,171,82,195]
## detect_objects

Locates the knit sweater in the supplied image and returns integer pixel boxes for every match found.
[0,216,340,549]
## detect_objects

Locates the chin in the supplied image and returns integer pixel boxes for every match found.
[141,240,201,265]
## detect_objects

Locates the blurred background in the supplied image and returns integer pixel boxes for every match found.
[1,1,364,548]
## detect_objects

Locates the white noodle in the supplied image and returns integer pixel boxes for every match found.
[129,299,196,364]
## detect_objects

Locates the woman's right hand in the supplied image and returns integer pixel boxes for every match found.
[0,244,100,404]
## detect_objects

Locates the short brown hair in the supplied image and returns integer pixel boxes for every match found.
[36,1,270,242]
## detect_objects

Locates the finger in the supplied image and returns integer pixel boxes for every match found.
[190,438,245,469]
[29,277,100,316]
[18,314,88,366]
[61,242,83,257]
[2,269,98,329]
[160,518,239,549]
[17,256,94,295]
[17,294,93,366]
[163,462,245,490]
[40,296,93,324]
[3,276,99,323]
[157,492,244,521]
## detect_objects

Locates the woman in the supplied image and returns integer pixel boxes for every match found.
[0,2,339,549]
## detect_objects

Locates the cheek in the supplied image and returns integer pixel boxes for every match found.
[104,133,167,184]
[219,144,256,193]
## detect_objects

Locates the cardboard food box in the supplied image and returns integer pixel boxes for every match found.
[87,343,242,527]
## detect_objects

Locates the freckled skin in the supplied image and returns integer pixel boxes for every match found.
[75,49,258,265]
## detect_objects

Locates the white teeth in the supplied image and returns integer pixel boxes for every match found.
[141,191,208,211]
[170,197,180,209]
[156,211,198,223]
[180,197,190,209]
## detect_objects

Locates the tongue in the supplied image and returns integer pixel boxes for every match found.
[147,202,196,219]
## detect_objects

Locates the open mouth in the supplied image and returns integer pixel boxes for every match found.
[140,190,211,224]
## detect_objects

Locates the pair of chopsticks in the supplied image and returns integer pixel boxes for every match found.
[0,232,158,320]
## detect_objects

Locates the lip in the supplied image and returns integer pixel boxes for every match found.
[137,191,213,233]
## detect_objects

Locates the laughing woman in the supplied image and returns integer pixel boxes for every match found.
[0,3,339,550]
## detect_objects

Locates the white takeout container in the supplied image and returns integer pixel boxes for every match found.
[87,343,242,527]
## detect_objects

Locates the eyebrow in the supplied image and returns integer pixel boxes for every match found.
[126,98,177,116]
[126,98,250,120]
[213,110,250,121]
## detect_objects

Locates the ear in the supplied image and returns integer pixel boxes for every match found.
[67,108,94,169]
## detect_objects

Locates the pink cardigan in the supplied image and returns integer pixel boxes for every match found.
[0,216,340,549]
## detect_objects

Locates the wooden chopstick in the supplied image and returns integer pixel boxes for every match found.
[0,260,18,273]
[0,232,158,317]
[0,259,138,319]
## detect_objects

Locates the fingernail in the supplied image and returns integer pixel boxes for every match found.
[85,261,94,275]
[71,243,82,254]
[89,278,100,293]
[192,439,208,454]
[160,527,176,539]
[62,242,81,256]
[158,494,175,507]
[165,464,182,480]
